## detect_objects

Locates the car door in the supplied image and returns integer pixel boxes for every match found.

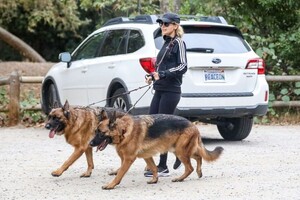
[62,32,105,106]
[84,29,128,106]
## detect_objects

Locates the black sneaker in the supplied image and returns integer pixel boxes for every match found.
[173,157,182,170]
[144,166,170,177]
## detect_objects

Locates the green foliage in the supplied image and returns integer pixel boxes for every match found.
[0,0,88,61]
[214,0,300,75]
[21,110,46,125]
[79,0,160,29]
[0,87,46,126]
[20,90,39,108]
[20,91,46,125]
[0,86,9,105]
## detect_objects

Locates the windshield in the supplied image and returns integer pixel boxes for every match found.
[154,25,251,53]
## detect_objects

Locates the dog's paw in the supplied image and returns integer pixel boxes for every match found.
[197,172,203,178]
[80,172,91,178]
[108,171,118,176]
[171,178,184,182]
[51,170,62,177]
[102,184,115,190]
[147,179,158,184]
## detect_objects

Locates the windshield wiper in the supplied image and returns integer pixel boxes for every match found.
[186,48,214,53]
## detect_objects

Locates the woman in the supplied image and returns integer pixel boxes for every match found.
[144,13,187,177]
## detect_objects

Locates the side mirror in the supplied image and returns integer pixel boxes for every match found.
[58,52,72,68]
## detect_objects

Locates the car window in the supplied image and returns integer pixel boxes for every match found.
[72,32,105,61]
[154,25,251,53]
[127,30,145,53]
[100,30,127,56]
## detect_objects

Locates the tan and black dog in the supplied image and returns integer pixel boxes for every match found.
[90,110,224,189]
[45,100,124,178]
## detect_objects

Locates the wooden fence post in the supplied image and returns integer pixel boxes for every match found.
[8,71,20,126]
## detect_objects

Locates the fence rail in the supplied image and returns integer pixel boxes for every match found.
[0,71,300,126]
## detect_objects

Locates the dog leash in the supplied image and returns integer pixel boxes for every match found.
[125,84,152,115]
[87,84,152,109]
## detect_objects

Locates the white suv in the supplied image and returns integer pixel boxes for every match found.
[41,15,269,140]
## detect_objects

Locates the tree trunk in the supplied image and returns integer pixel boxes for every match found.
[160,0,181,14]
[0,26,46,62]
[174,0,181,13]
[160,0,169,13]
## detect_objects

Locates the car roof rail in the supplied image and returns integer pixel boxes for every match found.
[102,14,227,27]
[133,15,158,24]
[102,17,130,27]
[179,15,228,24]
[103,15,158,27]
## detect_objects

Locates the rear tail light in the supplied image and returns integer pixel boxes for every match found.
[246,58,265,74]
[139,57,156,73]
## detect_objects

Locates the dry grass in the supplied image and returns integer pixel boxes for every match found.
[0,61,54,76]
[0,61,54,99]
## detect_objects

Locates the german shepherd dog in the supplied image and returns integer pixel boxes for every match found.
[45,100,124,177]
[90,110,224,189]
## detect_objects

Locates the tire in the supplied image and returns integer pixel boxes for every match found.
[43,83,60,115]
[217,117,253,141]
[109,88,130,112]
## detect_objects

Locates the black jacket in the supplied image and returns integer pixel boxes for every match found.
[154,35,187,93]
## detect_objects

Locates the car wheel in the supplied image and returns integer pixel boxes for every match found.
[44,83,60,114]
[109,88,130,112]
[217,117,253,141]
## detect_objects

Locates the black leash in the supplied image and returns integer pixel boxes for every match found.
[87,84,152,109]
[125,84,152,114]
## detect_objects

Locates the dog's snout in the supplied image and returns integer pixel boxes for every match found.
[89,140,94,146]
[45,123,51,130]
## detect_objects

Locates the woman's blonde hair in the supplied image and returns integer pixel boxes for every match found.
[175,24,184,38]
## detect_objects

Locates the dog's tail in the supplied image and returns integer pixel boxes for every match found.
[195,127,223,161]
[198,145,224,162]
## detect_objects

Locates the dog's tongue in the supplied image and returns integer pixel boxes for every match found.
[49,129,56,138]
[97,139,109,151]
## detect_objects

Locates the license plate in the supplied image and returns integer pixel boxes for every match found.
[204,69,225,82]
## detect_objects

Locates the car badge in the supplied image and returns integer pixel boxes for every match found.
[212,58,221,64]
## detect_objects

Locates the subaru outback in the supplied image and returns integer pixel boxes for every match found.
[41,15,269,140]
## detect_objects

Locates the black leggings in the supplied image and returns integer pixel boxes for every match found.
[149,90,181,168]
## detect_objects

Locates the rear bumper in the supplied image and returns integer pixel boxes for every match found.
[174,104,268,119]
[131,104,268,119]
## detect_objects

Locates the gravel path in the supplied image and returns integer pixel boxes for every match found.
[0,125,299,200]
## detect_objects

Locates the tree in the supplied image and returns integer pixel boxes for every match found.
[0,27,45,62]
[215,0,300,74]
[0,0,86,61]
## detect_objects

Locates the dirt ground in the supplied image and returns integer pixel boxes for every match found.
[0,62,53,77]
[0,124,299,199]
[0,61,53,100]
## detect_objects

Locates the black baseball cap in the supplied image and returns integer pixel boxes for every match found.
[156,13,180,24]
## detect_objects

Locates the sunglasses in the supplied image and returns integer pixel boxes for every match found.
[159,22,175,27]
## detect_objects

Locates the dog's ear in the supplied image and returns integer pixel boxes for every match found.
[100,110,108,120]
[53,101,59,109]
[63,100,70,110]
[63,100,70,119]
[108,111,117,130]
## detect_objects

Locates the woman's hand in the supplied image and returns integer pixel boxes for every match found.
[152,72,160,81]
[145,75,153,85]
[145,72,160,85]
